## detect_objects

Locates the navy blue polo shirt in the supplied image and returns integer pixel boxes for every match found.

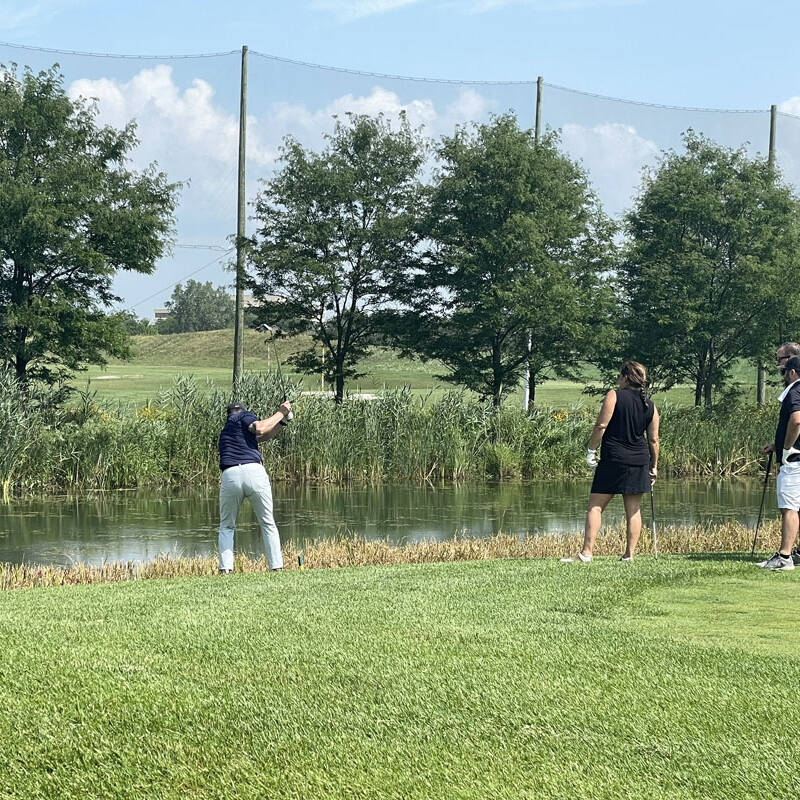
[218,409,262,470]
[775,381,800,466]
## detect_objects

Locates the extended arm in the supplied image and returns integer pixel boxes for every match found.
[588,391,617,451]
[647,406,660,480]
[249,401,292,442]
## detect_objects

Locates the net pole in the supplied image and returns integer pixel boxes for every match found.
[523,77,543,412]
[233,44,249,390]
[757,105,777,406]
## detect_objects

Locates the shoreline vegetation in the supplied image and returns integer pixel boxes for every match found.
[0,520,778,590]
[2,371,777,499]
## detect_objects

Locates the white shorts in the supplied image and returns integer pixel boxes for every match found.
[777,461,800,510]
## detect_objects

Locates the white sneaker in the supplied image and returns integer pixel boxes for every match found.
[619,556,633,562]
[759,552,795,571]
[560,553,592,563]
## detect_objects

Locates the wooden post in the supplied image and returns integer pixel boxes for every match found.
[523,77,543,412]
[233,45,249,390]
[757,105,777,407]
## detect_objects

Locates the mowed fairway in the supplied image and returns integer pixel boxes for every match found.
[0,556,797,799]
[72,328,766,406]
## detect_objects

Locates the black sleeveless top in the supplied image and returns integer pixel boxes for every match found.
[600,389,655,466]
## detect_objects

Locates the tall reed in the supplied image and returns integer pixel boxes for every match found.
[3,373,779,496]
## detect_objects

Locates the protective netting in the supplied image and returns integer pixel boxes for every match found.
[2,41,799,316]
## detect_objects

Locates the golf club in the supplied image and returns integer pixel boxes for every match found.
[750,450,773,556]
[650,484,658,559]
[258,324,294,422]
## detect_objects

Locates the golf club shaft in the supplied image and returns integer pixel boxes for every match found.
[750,450,773,556]
[650,487,658,559]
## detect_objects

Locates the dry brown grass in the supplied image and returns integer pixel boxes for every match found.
[0,519,779,591]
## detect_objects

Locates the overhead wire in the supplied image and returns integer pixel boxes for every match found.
[127,247,235,313]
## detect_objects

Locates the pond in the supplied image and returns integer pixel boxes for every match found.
[0,480,773,567]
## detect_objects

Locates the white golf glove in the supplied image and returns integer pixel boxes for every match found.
[587,449,598,468]
[783,445,800,464]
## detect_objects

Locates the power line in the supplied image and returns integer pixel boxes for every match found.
[127,248,235,312]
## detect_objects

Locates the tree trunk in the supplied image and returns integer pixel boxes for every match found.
[757,361,766,406]
[703,345,715,407]
[492,341,503,408]
[528,375,536,408]
[334,363,345,404]
[695,350,706,407]
[14,353,27,380]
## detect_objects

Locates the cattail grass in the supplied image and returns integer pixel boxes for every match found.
[0,519,778,591]
[0,372,780,497]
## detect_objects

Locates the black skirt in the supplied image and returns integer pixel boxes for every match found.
[591,460,651,495]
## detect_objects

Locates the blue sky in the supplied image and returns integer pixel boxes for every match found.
[2,0,799,314]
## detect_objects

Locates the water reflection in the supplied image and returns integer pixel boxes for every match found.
[0,480,769,567]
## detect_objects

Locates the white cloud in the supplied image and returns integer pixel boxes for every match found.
[310,0,423,19]
[270,85,489,141]
[778,97,800,117]
[64,66,498,289]
[560,122,659,216]
[68,65,278,221]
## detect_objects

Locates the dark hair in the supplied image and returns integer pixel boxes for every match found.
[620,360,649,409]
[226,402,245,416]
[783,356,800,376]
[780,342,800,357]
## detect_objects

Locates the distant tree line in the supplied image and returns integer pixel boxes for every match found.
[249,113,800,406]
[3,64,800,408]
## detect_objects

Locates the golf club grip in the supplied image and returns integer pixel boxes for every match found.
[282,394,294,421]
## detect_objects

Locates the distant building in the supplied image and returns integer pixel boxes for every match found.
[243,293,285,308]
[153,307,170,323]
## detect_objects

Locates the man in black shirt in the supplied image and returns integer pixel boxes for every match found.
[759,354,800,570]
[217,399,292,574]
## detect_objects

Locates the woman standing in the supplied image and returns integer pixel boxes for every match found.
[563,361,660,562]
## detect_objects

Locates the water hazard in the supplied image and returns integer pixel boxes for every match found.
[0,480,771,567]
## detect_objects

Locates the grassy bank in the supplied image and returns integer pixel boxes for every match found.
[0,519,782,590]
[2,370,777,496]
[0,551,796,799]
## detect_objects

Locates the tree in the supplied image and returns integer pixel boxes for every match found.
[0,65,178,382]
[117,310,154,336]
[622,131,800,406]
[393,114,616,407]
[248,113,425,403]
[157,280,235,333]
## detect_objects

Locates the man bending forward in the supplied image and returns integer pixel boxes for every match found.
[218,400,292,573]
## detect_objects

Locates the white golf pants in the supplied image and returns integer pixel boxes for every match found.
[218,463,284,571]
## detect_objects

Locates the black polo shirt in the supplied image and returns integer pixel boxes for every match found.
[774,381,800,466]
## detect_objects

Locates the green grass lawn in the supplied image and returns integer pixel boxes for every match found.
[77,328,747,407]
[0,556,797,799]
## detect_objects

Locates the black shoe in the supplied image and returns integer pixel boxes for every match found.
[792,549,800,567]
[218,568,233,575]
